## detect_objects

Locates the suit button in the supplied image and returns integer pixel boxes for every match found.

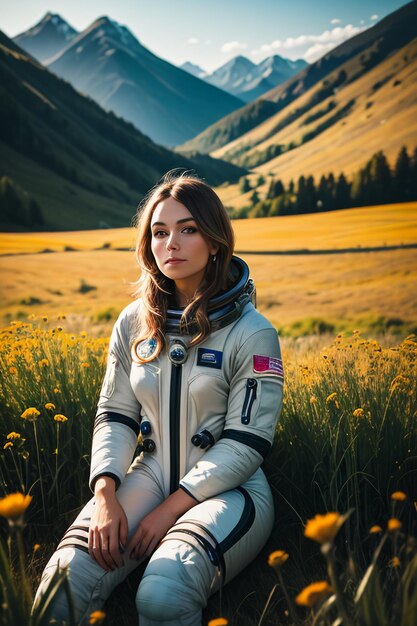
[140,421,151,435]
[143,439,156,453]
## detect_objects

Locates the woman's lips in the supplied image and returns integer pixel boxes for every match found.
[166,259,185,265]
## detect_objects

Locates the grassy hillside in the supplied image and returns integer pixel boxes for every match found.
[0,31,246,231]
[179,1,417,157]
[212,38,417,209]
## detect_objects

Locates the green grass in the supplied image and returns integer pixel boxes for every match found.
[0,322,416,625]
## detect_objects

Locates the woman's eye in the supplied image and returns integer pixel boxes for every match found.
[183,227,197,233]
[153,230,167,237]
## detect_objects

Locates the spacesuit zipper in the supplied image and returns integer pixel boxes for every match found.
[241,378,258,424]
[169,363,182,494]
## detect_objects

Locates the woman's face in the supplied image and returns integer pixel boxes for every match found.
[150,196,218,297]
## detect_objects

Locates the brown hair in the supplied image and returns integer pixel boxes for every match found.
[130,170,235,362]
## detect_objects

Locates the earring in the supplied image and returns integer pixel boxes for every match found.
[212,255,217,262]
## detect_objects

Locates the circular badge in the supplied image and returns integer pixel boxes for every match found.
[168,340,188,365]
[137,338,157,360]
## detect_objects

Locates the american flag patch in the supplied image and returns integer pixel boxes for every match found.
[253,355,284,380]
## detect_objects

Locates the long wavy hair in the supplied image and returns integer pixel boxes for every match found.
[130,170,235,363]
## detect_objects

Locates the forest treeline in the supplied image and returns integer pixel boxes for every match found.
[230,145,417,218]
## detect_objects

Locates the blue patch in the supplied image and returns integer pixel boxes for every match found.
[197,348,223,369]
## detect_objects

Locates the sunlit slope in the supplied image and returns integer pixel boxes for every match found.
[213,38,417,209]
[1,203,416,255]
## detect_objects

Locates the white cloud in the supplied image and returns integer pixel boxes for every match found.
[185,37,199,45]
[370,14,378,20]
[205,40,211,45]
[221,40,248,54]
[304,42,340,62]
[253,23,369,61]
[331,18,341,24]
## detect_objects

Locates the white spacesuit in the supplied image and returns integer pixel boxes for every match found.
[33,256,284,625]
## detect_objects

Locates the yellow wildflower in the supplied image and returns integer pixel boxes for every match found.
[45,403,56,411]
[81,362,90,368]
[53,388,60,394]
[81,331,87,338]
[353,408,364,418]
[390,556,400,568]
[57,326,63,332]
[57,313,66,320]
[9,366,17,375]
[3,442,13,450]
[21,407,40,421]
[369,525,383,534]
[325,392,340,409]
[54,414,68,423]
[310,396,317,405]
[304,512,344,544]
[391,491,407,501]
[39,359,49,367]
[0,492,32,519]
[42,316,48,322]
[208,619,228,626]
[33,543,40,552]
[388,518,402,532]
[88,611,106,625]
[268,550,289,567]
[295,581,333,608]
[390,375,411,393]
[7,432,21,440]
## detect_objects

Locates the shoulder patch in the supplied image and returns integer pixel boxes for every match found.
[253,355,284,380]
[197,348,223,369]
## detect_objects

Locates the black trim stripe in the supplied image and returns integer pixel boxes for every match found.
[169,364,182,494]
[168,521,226,581]
[219,487,256,554]
[166,528,220,568]
[179,485,200,502]
[220,429,271,459]
[94,412,140,436]
[90,472,121,491]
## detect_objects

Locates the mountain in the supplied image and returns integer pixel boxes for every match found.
[0,31,247,231]
[179,61,207,79]
[179,1,417,156]
[13,12,78,63]
[202,54,307,102]
[35,16,245,148]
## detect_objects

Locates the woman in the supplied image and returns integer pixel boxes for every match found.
[33,170,284,625]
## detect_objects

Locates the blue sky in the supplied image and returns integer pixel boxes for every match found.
[1,0,410,72]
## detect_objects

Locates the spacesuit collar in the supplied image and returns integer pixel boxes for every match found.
[165,255,255,335]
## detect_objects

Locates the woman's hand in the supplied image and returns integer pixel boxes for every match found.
[127,488,197,561]
[88,476,128,571]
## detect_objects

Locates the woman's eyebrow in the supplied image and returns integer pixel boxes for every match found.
[151,218,196,226]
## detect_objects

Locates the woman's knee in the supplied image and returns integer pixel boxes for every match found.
[136,541,214,621]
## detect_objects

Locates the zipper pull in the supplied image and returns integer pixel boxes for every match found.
[241,378,258,424]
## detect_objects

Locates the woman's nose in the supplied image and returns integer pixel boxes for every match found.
[166,233,179,250]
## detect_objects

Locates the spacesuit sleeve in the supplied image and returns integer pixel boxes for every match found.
[179,327,284,501]
[89,307,141,492]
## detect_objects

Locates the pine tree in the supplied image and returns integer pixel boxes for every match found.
[239,177,251,193]
[305,175,317,213]
[369,150,391,204]
[334,173,351,209]
[267,179,285,199]
[250,190,260,206]
[392,146,411,201]
[410,147,417,199]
